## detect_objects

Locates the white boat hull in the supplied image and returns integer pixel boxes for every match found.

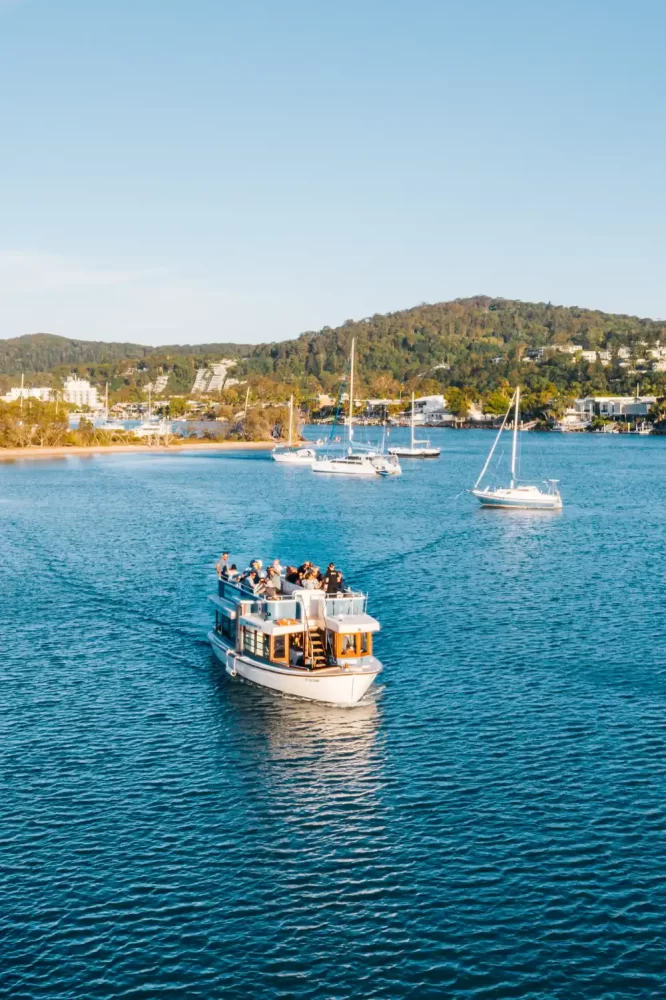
[472,487,562,510]
[209,632,380,705]
[388,447,440,458]
[272,448,316,465]
[312,458,378,476]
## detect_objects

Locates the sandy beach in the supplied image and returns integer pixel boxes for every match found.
[0,440,276,462]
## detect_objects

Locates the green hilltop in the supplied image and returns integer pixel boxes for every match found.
[3,297,666,413]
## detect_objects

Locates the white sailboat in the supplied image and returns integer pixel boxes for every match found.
[132,385,171,438]
[471,387,562,510]
[272,395,316,465]
[313,339,395,476]
[96,383,126,432]
[389,392,441,458]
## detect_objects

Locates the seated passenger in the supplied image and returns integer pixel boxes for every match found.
[242,568,263,593]
[301,571,318,590]
[263,567,281,599]
[323,563,344,594]
[285,566,300,584]
[270,558,284,576]
[227,564,239,580]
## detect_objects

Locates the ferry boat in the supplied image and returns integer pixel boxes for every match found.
[208,574,382,705]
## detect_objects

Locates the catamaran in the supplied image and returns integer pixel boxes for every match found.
[209,572,382,705]
[312,339,402,477]
[272,395,316,465]
[389,392,441,458]
[471,387,562,510]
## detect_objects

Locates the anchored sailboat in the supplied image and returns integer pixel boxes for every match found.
[471,387,562,510]
[272,395,316,465]
[389,392,441,458]
[312,339,401,476]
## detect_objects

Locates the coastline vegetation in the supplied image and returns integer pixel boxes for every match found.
[0,400,291,450]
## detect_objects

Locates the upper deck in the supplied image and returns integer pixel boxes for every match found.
[216,576,369,622]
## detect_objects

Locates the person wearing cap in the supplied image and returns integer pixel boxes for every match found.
[323,563,344,594]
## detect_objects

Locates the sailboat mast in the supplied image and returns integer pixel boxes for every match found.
[288,394,293,448]
[348,338,355,446]
[411,391,415,449]
[473,389,516,489]
[511,386,520,487]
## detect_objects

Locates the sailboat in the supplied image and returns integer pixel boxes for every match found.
[389,392,441,458]
[471,387,562,510]
[96,383,126,432]
[133,385,171,438]
[312,339,400,476]
[272,395,316,465]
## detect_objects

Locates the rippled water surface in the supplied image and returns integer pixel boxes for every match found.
[2,430,666,999]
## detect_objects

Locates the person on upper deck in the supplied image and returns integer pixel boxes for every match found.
[227,564,238,580]
[242,569,263,594]
[270,558,284,576]
[323,563,344,594]
[263,566,281,599]
[285,566,300,584]
[301,571,319,590]
[216,551,230,579]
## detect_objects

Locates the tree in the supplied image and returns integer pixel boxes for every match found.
[168,396,188,418]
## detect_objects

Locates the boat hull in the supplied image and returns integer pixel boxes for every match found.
[472,488,562,510]
[272,449,315,465]
[208,632,381,705]
[388,447,440,458]
[312,459,378,476]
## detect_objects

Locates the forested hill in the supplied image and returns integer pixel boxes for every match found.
[239,296,666,384]
[3,298,666,403]
[0,333,248,376]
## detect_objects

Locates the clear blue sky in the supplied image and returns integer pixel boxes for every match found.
[1,0,664,345]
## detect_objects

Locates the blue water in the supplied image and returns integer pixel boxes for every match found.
[2,430,666,999]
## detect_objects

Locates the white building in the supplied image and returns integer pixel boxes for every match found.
[63,376,101,409]
[190,359,238,393]
[575,395,656,421]
[2,385,53,403]
[581,350,598,363]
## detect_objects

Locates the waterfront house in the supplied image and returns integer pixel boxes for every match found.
[575,395,656,422]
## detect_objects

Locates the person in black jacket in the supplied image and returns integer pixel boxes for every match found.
[323,563,344,594]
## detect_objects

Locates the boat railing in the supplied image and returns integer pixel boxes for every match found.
[325,594,367,615]
[219,577,367,617]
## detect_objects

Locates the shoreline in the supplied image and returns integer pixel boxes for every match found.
[0,440,276,463]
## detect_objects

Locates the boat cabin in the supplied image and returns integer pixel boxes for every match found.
[210,576,380,671]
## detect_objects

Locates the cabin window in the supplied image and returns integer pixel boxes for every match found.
[272,635,287,661]
[243,628,269,659]
[337,632,372,657]
[215,611,235,642]
[340,634,357,656]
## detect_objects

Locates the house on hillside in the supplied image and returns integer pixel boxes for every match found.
[575,395,656,422]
